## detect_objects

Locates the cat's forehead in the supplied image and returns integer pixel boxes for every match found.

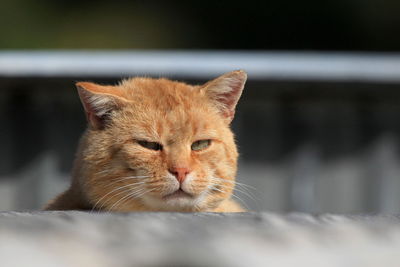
[115,77,225,141]
[121,104,218,141]
[125,104,220,141]
[118,77,198,101]
[120,78,212,119]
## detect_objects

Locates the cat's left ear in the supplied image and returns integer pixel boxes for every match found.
[201,70,247,123]
[75,82,127,130]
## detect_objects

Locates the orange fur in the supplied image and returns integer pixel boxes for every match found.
[45,70,247,212]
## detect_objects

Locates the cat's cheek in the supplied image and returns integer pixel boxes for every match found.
[148,153,163,164]
[197,142,227,159]
[120,145,162,170]
[203,155,235,178]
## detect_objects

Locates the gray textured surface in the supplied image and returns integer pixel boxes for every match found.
[1,212,400,267]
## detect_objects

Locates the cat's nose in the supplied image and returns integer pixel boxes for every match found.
[169,167,191,184]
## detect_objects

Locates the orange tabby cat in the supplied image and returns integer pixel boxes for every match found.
[45,70,247,212]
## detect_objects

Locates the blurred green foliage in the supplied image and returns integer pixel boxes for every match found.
[0,0,399,50]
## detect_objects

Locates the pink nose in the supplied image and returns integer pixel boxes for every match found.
[169,167,191,183]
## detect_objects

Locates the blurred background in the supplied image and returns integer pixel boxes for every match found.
[1,0,400,213]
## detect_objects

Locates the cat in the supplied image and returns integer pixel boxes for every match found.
[44,70,247,212]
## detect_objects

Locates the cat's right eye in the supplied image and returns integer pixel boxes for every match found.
[137,140,163,151]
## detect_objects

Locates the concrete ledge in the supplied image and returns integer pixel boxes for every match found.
[1,211,400,266]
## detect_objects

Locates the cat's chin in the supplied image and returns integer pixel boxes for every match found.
[141,190,206,212]
[162,189,193,200]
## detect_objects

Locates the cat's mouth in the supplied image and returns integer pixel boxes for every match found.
[162,189,193,200]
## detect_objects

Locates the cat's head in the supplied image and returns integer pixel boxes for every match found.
[76,70,247,211]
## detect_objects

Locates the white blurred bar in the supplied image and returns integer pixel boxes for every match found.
[0,50,400,82]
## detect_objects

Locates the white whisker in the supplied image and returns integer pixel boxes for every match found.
[91,182,146,212]
[97,184,145,211]
[108,187,145,211]
[230,193,250,210]
[96,169,112,175]
[109,188,155,211]
[210,177,260,209]
[212,176,257,190]
[120,175,150,179]
[206,186,249,210]
[213,177,260,200]
[214,182,259,204]
[102,176,149,188]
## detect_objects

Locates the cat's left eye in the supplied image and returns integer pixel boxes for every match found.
[191,140,211,151]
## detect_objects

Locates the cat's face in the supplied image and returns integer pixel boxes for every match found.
[77,71,246,211]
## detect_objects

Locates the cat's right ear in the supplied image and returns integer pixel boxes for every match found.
[76,82,126,130]
[201,70,247,123]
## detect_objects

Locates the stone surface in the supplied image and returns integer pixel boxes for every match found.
[1,211,400,267]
